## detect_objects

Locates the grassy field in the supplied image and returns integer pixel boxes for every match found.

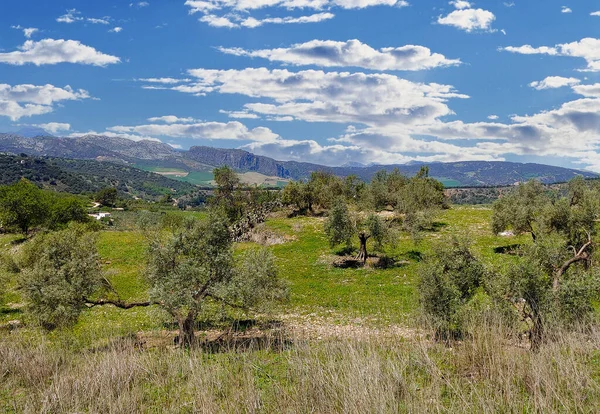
[2,205,599,412]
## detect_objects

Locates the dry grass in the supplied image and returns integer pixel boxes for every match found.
[2,322,600,413]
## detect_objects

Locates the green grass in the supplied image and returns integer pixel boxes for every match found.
[179,171,214,185]
[0,205,534,338]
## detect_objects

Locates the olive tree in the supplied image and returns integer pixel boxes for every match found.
[419,237,487,339]
[324,198,392,263]
[0,179,48,235]
[19,224,102,329]
[504,234,600,350]
[147,211,288,347]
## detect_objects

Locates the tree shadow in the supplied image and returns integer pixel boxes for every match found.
[333,257,363,269]
[426,222,449,232]
[403,250,423,262]
[494,244,522,255]
[334,246,355,256]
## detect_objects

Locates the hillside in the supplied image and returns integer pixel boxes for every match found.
[1,133,597,186]
[0,154,197,199]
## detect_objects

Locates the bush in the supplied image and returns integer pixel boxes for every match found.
[19,224,102,330]
[419,237,486,339]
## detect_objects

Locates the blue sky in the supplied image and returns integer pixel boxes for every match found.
[1,1,600,170]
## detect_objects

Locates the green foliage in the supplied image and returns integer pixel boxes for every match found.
[228,248,289,312]
[0,179,48,234]
[147,210,287,344]
[95,187,118,207]
[364,213,387,251]
[324,198,355,248]
[492,180,548,239]
[504,235,600,341]
[19,224,102,330]
[0,179,91,234]
[419,237,486,338]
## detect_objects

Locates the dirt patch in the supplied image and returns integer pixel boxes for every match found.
[247,224,296,246]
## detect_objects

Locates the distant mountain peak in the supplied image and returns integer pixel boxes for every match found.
[14,127,54,138]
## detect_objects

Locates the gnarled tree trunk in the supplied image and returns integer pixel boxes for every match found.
[356,232,370,263]
[177,312,196,348]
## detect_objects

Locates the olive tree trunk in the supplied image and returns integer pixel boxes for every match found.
[356,232,370,263]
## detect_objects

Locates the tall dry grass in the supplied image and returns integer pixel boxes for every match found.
[1,323,600,413]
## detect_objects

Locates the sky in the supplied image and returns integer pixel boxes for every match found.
[1,1,600,170]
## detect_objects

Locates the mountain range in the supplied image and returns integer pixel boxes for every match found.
[0,132,597,187]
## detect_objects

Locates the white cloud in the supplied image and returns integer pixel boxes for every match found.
[561,6,572,13]
[147,115,199,123]
[109,121,279,142]
[219,110,260,119]
[487,114,499,120]
[218,39,461,71]
[0,39,120,66]
[186,0,406,27]
[438,7,496,32]
[31,122,71,134]
[591,11,600,16]
[186,0,407,12]
[162,67,468,126]
[57,9,82,24]
[70,130,161,142]
[200,12,335,28]
[501,38,600,72]
[451,1,471,10]
[200,14,239,28]
[137,77,191,84]
[12,26,39,38]
[572,83,600,98]
[57,9,113,25]
[109,27,123,33]
[87,18,110,25]
[0,84,90,121]
[138,2,150,6]
[529,76,580,90]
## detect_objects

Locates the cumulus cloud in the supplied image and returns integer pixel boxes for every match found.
[572,83,600,98]
[561,6,572,13]
[186,0,407,12]
[0,39,120,66]
[501,38,600,72]
[0,84,90,121]
[186,0,406,28]
[529,76,580,90]
[31,122,71,134]
[218,39,461,71]
[154,67,468,126]
[108,121,279,142]
[200,12,334,28]
[591,11,600,16]
[438,1,496,32]
[487,114,499,120]
[147,115,199,123]
[109,27,123,33]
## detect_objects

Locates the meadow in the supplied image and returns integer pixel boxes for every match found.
[2,206,600,413]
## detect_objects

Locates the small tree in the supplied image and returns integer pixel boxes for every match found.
[492,180,548,241]
[324,198,354,249]
[147,211,287,347]
[323,198,392,263]
[0,179,47,235]
[419,237,486,339]
[95,187,118,208]
[19,224,102,329]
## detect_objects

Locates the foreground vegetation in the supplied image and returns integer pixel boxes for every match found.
[2,169,600,412]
